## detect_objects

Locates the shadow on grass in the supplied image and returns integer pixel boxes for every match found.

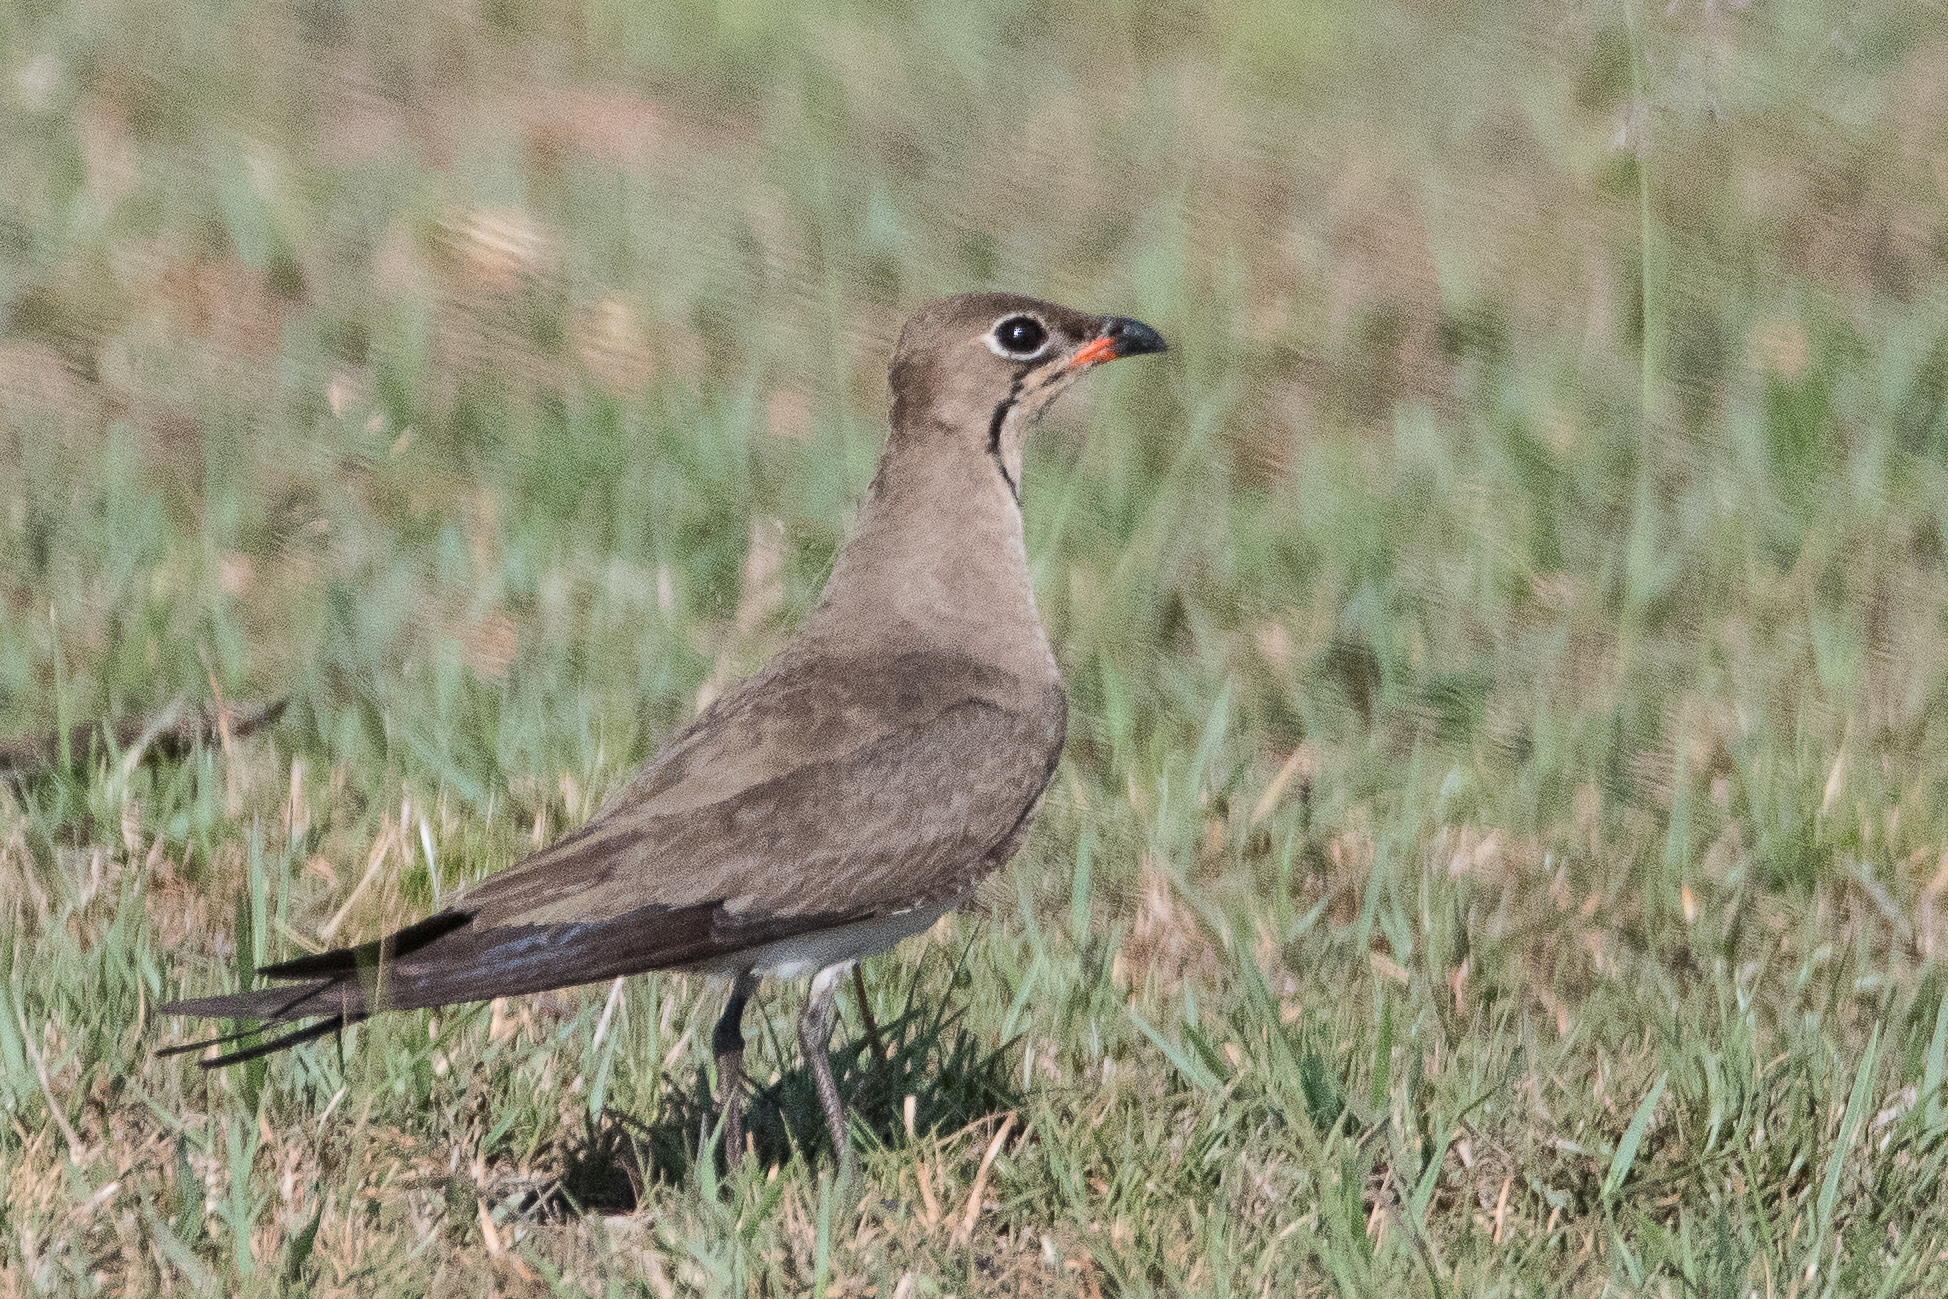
[526,951,1024,1212]
[657,954,1023,1183]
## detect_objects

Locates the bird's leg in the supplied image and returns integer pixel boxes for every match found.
[851,963,887,1064]
[713,971,759,1171]
[799,963,855,1182]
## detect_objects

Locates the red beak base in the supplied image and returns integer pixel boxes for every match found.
[1069,335,1120,368]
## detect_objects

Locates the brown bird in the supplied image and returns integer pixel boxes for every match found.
[161,293,1166,1176]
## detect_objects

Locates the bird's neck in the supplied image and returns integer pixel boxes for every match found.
[801,428,1058,683]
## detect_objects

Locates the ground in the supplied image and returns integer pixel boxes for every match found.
[4,1,1948,1294]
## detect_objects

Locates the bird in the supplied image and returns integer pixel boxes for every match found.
[161,292,1167,1178]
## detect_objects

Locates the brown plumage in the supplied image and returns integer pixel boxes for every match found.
[161,292,1166,1175]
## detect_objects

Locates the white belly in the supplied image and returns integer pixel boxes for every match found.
[690,898,960,980]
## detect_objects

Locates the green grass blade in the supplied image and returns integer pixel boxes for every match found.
[586,978,626,1126]
[1924,993,1948,1130]
[1369,993,1394,1114]
[1069,831,1094,945]
[1815,1021,1881,1271]
[284,1201,325,1284]
[1602,1073,1667,1203]
[1128,1005,1223,1093]
[813,1169,834,1299]
[999,951,1045,1044]
[143,1200,218,1295]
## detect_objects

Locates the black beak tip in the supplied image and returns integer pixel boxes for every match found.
[1105,316,1168,358]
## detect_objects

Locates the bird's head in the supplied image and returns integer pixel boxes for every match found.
[886,292,1167,498]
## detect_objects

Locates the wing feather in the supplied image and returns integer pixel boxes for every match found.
[460,651,1064,929]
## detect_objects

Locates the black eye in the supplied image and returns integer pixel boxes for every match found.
[992,315,1048,357]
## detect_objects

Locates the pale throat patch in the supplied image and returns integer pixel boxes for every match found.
[994,401,1032,494]
[993,367,1080,498]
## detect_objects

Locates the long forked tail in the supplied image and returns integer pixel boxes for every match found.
[155,992,353,1065]
[157,911,472,1066]
[159,896,857,1067]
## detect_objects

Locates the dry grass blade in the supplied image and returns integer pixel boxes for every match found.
[954,1112,1014,1245]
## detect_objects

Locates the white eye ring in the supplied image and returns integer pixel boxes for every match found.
[985,312,1052,361]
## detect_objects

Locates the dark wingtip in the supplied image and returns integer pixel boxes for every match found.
[157,1035,231,1060]
[259,909,472,981]
[203,1017,348,1066]
[158,1016,349,1067]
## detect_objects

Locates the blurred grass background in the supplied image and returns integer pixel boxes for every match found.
[5,0,1948,1293]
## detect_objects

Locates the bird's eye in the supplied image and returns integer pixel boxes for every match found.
[991,315,1049,358]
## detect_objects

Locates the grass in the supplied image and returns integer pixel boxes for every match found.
[5,0,1948,1292]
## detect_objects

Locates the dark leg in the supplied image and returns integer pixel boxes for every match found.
[798,963,855,1182]
[851,964,886,1063]
[713,971,759,1171]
